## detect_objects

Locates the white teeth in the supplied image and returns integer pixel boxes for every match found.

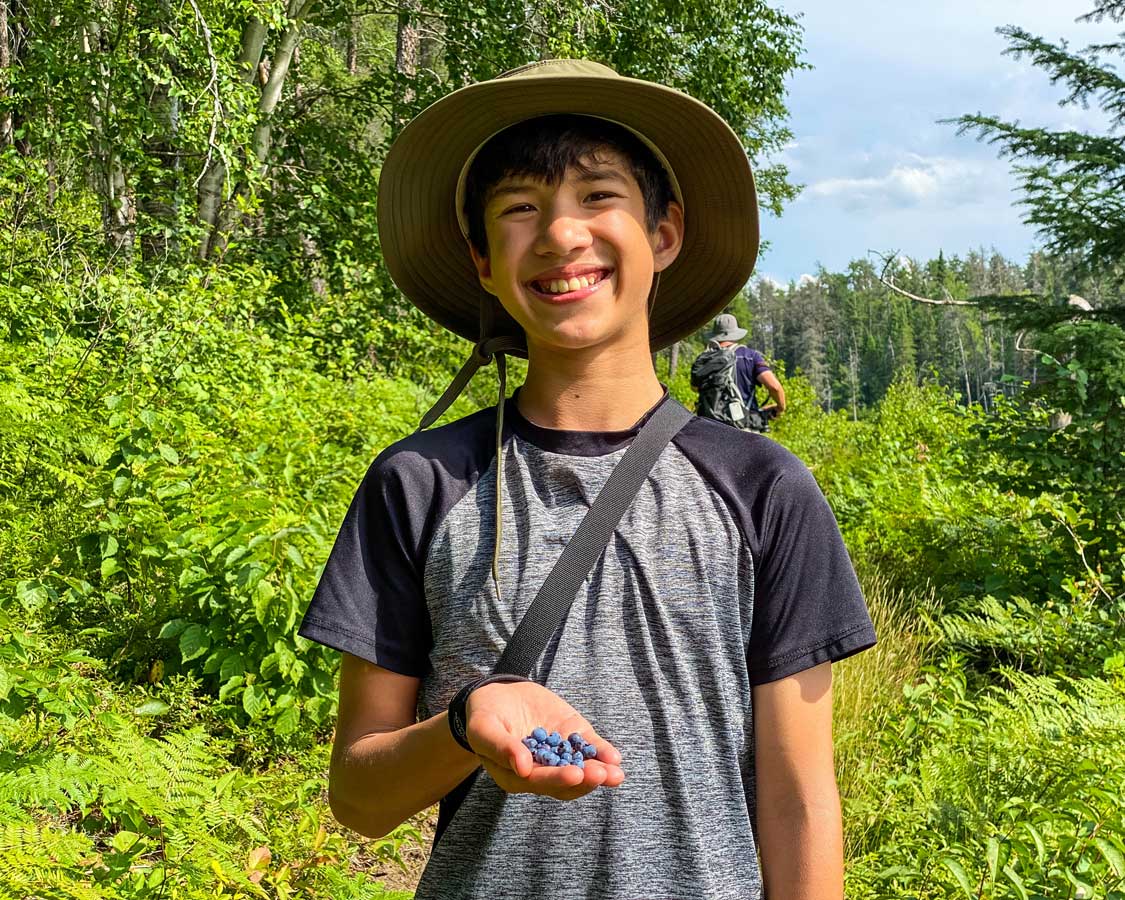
[537,273,605,294]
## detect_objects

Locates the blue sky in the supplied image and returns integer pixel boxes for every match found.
[757,1,1122,284]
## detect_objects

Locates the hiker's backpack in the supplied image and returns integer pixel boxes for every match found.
[691,345,750,429]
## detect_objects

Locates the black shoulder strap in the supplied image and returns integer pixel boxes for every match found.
[492,397,693,677]
[434,397,693,845]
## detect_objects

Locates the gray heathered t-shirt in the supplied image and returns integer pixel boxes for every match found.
[298,391,876,900]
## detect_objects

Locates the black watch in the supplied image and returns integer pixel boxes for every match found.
[447,673,532,753]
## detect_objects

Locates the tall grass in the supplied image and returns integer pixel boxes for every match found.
[834,567,940,860]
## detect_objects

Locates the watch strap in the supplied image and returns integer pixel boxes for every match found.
[447,673,532,753]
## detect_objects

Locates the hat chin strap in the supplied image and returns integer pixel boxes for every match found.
[416,300,525,604]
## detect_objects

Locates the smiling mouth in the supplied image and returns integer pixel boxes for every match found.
[529,269,612,296]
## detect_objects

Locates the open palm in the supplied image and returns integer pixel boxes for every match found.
[466,680,626,801]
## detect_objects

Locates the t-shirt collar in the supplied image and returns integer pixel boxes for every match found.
[506,386,672,457]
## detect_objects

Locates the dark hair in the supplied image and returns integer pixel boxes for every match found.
[462,114,676,256]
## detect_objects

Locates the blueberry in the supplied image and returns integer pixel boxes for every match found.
[553,757,568,767]
[531,727,547,742]
[561,753,573,764]
[573,757,585,769]
[546,732,561,747]
[522,737,537,750]
[567,732,584,747]
[558,740,572,756]
[581,744,597,759]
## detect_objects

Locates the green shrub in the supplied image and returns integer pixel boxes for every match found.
[846,655,1125,900]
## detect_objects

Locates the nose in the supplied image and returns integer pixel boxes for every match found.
[535,209,592,257]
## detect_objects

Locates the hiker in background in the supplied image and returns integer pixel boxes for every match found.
[691,313,786,432]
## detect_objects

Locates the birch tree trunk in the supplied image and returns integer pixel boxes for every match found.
[138,0,180,260]
[207,6,310,258]
[196,14,269,259]
[82,13,135,258]
[0,0,12,147]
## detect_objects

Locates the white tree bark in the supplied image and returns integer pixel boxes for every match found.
[0,0,11,147]
[82,14,135,258]
[196,13,270,258]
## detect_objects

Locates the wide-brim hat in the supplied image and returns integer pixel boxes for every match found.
[377,59,759,352]
[707,313,748,343]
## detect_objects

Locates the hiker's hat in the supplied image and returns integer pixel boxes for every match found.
[377,59,760,352]
[707,313,748,343]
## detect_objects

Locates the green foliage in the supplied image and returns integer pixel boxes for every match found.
[0,629,420,900]
[979,320,1125,575]
[940,580,1125,680]
[0,266,434,744]
[846,656,1125,900]
[952,18,1125,280]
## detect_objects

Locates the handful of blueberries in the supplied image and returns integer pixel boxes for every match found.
[522,727,599,769]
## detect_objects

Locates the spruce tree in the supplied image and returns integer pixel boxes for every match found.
[952,1,1124,306]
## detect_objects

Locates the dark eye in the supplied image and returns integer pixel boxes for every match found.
[500,203,535,216]
[587,191,619,202]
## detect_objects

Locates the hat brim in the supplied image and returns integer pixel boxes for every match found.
[711,327,749,342]
[377,69,759,351]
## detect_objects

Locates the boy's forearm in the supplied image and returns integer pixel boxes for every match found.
[756,797,844,900]
[329,711,479,839]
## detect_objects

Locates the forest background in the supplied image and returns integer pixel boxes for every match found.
[1,0,1123,896]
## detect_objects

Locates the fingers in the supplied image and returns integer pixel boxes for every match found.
[481,754,626,801]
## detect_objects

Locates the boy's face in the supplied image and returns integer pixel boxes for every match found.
[469,152,683,356]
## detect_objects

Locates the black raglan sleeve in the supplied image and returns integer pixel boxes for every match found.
[746,461,876,685]
[297,449,434,678]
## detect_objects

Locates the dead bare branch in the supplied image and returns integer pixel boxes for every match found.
[870,250,976,306]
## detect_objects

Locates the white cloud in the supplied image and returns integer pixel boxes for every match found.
[797,273,818,287]
[754,274,789,292]
[804,155,994,211]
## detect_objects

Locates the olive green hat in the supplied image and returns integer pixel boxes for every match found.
[377,59,760,360]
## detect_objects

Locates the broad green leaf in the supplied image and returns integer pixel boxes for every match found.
[158,618,189,639]
[285,544,305,569]
[253,580,275,624]
[220,653,245,682]
[274,704,301,736]
[259,652,280,680]
[243,683,268,719]
[940,858,974,898]
[158,444,180,464]
[219,676,244,702]
[101,534,119,558]
[225,545,249,567]
[101,557,121,579]
[112,831,141,853]
[1024,823,1046,863]
[203,649,226,675]
[1002,865,1028,900]
[1095,837,1125,878]
[135,699,170,717]
[179,624,209,662]
[986,836,1000,889]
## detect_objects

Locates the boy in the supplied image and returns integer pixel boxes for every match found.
[298,60,876,899]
